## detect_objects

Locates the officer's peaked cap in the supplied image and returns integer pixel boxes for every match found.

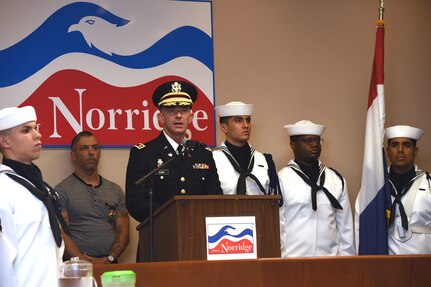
[152,81,198,108]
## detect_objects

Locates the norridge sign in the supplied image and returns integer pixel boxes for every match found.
[48,88,210,138]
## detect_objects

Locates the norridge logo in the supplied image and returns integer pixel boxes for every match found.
[218,240,253,254]
[207,224,254,255]
[48,88,210,138]
[21,71,215,146]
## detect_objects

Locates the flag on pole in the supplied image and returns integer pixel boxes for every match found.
[355,21,391,255]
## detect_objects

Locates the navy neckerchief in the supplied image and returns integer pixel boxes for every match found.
[388,167,423,230]
[221,146,266,195]
[290,163,343,211]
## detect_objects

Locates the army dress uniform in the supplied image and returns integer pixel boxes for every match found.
[126,132,222,221]
[125,80,222,222]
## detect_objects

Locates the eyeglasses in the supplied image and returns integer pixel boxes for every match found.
[299,137,324,145]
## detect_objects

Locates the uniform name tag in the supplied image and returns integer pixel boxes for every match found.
[155,169,169,175]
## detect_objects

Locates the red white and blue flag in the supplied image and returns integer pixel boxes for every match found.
[355,22,391,255]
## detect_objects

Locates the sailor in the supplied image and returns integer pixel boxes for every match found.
[278,120,355,257]
[0,106,66,286]
[212,101,280,197]
[385,125,431,254]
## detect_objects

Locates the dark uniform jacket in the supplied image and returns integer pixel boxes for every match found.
[126,132,222,222]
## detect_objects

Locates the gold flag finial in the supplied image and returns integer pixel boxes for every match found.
[379,0,385,21]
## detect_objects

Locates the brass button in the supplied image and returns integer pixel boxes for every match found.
[160,176,164,180]
[180,177,186,182]
[201,177,205,181]
[180,189,186,194]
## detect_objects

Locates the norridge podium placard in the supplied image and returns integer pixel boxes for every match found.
[206,216,257,260]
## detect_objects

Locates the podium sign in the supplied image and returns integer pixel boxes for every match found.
[206,216,257,260]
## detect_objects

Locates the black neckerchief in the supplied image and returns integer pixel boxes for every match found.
[388,166,418,230]
[3,158,45,190]
[291,161,343,211]
[2,158,69,247]
[221,143,266,195]
[389,166,416,195]
[295,160,319,184]
[225,140,251,171]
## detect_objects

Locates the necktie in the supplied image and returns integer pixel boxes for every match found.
[177,145,184,155]
[291,168,343,211]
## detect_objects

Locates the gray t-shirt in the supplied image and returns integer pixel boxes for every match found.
[55,174,126,257]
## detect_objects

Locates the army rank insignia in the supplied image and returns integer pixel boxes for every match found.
[134,143,145,149]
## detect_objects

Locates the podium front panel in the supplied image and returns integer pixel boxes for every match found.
[138,195,281,261]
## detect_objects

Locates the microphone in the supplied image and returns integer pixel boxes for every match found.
[182,138,207,151]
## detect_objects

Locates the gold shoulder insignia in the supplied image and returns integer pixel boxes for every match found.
[134,143,146,149]
[205,147,213,152]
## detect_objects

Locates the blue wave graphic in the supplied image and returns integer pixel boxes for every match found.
[208,225,253,243]
[0,2,214,88]
[125,26,213,71]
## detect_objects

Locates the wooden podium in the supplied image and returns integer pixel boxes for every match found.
[136,195,281,262]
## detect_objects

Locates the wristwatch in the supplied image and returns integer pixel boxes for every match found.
[107,255,115,263]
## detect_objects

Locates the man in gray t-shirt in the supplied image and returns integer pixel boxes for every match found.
[55,131,129,264]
